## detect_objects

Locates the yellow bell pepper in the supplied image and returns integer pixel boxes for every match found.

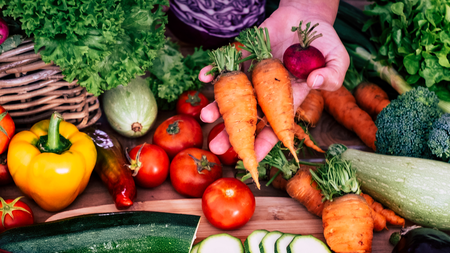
[7,112,97,212]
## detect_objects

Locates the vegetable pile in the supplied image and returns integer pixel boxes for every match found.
[0,0,168,96]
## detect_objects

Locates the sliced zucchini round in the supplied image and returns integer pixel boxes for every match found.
[274,233,297,253]
[198,233,244,253]
[244,229,269,253]
[287,235,331,253]
[259,231,284,253]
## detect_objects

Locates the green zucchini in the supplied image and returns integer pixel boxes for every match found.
[259,231,283,253]
[286,235,331,253]
[0,211,200,253]
[197,233,244,253]
[274,233,296,253]
[328,144,450,230]
[244,229,269,253]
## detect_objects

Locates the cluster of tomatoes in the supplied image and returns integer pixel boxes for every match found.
[0,105,35,233]
[128,90,256,230]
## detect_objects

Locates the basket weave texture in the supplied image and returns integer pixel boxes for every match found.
[0,39,102,129]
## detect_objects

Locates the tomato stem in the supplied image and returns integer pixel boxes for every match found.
[189,154,218,174]
[127,143,146,176]
[166,120,181,135]
[0,196,31,227]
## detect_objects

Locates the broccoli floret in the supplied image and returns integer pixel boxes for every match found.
[428,113,450,162]
[375,86,443,158]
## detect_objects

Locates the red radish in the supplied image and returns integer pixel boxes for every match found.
[283,21,325,79]
[0,17,8,45]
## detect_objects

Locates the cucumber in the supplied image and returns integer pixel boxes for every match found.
[191,243,200,253]
[274,233,296,253]
[330,144,450,230]
[244,229,269,253]
[259,231,284,253]
[197,233,244,253]
[0,211,200,253]
[287,235,331,253]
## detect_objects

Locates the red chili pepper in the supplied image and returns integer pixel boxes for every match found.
[84,128,136,209]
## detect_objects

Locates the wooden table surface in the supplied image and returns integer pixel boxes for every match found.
[0,94,400,252]
[0,1,402,252]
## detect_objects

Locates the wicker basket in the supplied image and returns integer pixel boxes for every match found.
[0,39,102,130]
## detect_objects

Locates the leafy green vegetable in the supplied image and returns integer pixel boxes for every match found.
[0,0,168,96]
[363,0,450,101]
[0,35,23,54]
[147,39,210,110]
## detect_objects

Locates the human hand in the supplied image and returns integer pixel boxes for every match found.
[200,0,350,161]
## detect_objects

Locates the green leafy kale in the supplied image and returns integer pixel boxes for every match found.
[363,0,450,101]
[0,0,168,96]
[428,113,450,162]
[147,39,210,110]
[375,86,443,158]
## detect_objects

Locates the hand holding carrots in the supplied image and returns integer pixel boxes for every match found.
[200,0,349,161]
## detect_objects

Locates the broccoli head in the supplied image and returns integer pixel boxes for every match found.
[428,113,450,162]
[375,86,443,158]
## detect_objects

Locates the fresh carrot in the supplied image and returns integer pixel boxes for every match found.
[361,193,405,227]
[353,82,390,120]
[321,86,377,151]
[296,89,324,127]
[238,27,299,163]
[293,123,324,153]
[310,156,374,253]
[208,45,260,189]
[286,167,325,217]
[322,194,374,252]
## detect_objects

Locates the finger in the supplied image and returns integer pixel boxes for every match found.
[208,129,232,155]
[200,101,220,123]
[254,126,279,162]
[291,79,312,112]
[199,65,214,83]
[306,45,350,91]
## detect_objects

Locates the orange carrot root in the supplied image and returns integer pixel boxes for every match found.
[353,82,390,120]
[322,194,374,253]
[256,116,268,135]
[293,124,324,153]
[286,167,325,217]
[296,89,324,127]
[252,58,299,163]
[214,71,260,189]
[321,86,378,151]
[361,193,405,227]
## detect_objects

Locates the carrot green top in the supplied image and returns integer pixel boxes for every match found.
[236,27,273,70]
[207,45,242,77]
[310,154,361,202]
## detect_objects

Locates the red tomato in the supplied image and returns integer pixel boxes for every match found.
[0,106,15,154]
[0,196,34,233]
[170,148,222,198]
[153,115,203,159]
[207,122,239,166]
[0,153,12,185]
[176,90,209,122]
[202,177,255,230]
[128,143,170,188]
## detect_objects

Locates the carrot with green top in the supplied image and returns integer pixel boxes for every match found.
[237,27,299,164]
[208,45,260,189]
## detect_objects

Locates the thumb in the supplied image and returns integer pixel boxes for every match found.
[306,51,350,92]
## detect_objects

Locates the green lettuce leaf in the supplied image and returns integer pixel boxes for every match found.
[147,39,211,110]
[364,0,450,101]
[0,0,168,96]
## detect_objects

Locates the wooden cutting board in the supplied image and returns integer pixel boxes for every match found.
[46,197,323,243]
[46,196,396,252]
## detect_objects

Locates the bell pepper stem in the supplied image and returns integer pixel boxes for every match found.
[47,112,63,150]
[36,112,72,154]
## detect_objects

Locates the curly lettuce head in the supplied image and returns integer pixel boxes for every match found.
[0,0,168,96]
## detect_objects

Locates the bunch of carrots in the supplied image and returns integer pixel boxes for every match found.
[208,27,304,189]
[285,153,404,252]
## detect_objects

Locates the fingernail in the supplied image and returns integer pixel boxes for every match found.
[312,75,324,89]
